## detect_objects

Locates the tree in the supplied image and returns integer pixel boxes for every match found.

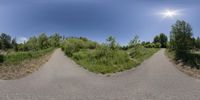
[26,36,38,50]
[106,36,117,50]
[129,35,140,48]
[153,35,160,43]
[159,33,168,48]
[48,33,61,47]
[11,38,18,51]
[38,33,49,49]
[0,33,12,50]
[153,33,168,48]
[170,20,193,51]
[195,37,200,49]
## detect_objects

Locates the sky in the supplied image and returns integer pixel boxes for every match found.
[0,0,200,44]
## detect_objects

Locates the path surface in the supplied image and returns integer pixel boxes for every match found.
[0,49,200,100]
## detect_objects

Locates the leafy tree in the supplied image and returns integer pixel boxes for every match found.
[11,38,18,51]
[195,37,200,49]
[26,36,38,50]
[170,20,193,51]
[153,35,160,43]
[159,33,168,48]
[38,33,49,49]
[48,33,61,47]
[153,33,168,48]
[129,35,140,48]
[106,36,117,50]
[0,33,12,50]
[154,43,161,48]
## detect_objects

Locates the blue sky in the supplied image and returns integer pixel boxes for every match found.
[0,0,199,45]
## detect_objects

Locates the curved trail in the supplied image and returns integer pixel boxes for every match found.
[0,49,200,100]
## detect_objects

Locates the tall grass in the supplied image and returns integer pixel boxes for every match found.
[0,48,54,65]
[166,49,200,69]
[62,38,159,74]
[72,46,134,74]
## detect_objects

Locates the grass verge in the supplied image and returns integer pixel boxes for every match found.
[165,49,200,79]
[71,47,159,74]
[0,48,54,80]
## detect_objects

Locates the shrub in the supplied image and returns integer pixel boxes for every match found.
[154,43,161,48]
[0,55,4,63]
[3,48,53,65]
[71,45,134,74]
[62,38,98,56]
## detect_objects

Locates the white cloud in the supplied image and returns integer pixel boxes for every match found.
[16,37,28,44]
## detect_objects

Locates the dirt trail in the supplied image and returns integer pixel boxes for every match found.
[0,49,200,100]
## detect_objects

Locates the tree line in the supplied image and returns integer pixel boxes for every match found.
[0,33,62,52]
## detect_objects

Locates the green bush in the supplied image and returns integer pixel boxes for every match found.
[0,55,4,63]
[167,50,200,69]
[62,37,159,74]
[62,38,98,57]
[72,46,134,74]
[3,48,54,65]
[154,43,161,48]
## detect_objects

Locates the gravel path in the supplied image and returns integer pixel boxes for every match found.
[0,49,200,100]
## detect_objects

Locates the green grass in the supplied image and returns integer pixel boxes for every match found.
[0,48,54,65]
[61,37,159,74]
[70,46,159,74]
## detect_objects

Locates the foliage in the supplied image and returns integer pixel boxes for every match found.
[48,33,62,47]
[11,38,18,51]
[2,48,54,65]
[62,36,159,74]
[0,33,12,50]
[153,35,160,43]
[38,33,49,49]
[167,20,200,69]
[129,35,140,48]
[153,33,168,48]
[61,37,98,57]
[142,42,160,48]
[72,46,134,74]
[166,50,200,69]
[106,36,118,50]
[26,36,38,51]
[195,37,200,49]
[170,20,193,51]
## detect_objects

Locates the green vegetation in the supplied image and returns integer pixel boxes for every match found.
[153,33,168,48]
[0,33,61,65]
[1,48,54,65]
[168,20,200,69]
[62,36,159,74]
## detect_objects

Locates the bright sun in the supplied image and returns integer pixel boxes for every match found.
[161,9,179,18]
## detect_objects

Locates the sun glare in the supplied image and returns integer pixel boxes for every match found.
[160,9,180,18]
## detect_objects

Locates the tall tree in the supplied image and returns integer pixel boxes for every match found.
[129,35,140,48]
[195,37,200,49]
[26,36,38,50]
[170,20,193,51]
[153,35,160,43]
[106,36,117,50]
[153,33,168,48]
[38,33,49,49]
[11,38,18,51]
[48,33,61,47]
[159,33,168,48]
[0,33,12,50]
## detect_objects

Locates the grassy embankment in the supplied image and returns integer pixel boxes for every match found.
[62,38,159,74]
[166,49,200,69]
[1,48,54,65]
[0,48,54,80]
